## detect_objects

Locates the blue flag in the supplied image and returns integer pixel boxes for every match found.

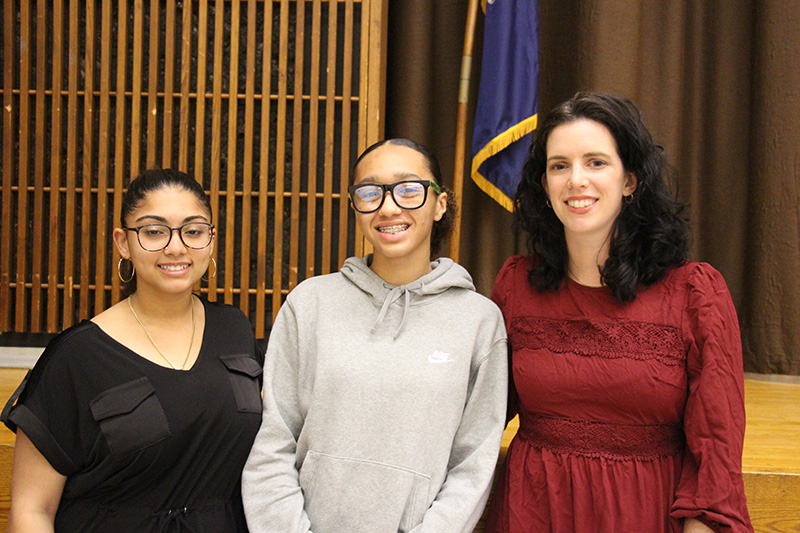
[471,0,539,211]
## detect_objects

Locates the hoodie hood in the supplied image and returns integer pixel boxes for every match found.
[340,255,476,338]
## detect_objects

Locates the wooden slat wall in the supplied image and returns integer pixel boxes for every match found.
[0,0,387,339]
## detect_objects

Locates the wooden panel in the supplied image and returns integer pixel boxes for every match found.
[96,0,113,315]
[63,0,80,329]
[162,0,177,166]
[271,0,290,322]
[112,0,131,304]
[337,0,355,270]
[0,1,15,332]
[0,0,387,338]
[80,0,96,320]
[254,0,274,336]
[146,0,160,168]
[240,0,258,318]
[31,0,47,330]
[47,0,65,330]
[130,0,144,177]
[305,0,321,281]
[321,0,337,275]
[209,0,224,303]
[15,2,31,331]
[224,0,241,306]
[178,0,193,170]
[288,0,305,290]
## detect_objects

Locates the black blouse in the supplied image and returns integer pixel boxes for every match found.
[3,298,263,532]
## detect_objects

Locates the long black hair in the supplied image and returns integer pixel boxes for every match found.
[352,138,458,258]
[515,92,689,302]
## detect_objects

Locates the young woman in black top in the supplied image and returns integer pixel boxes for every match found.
[4,169,263,532]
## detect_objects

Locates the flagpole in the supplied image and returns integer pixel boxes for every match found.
[449,0,481,262]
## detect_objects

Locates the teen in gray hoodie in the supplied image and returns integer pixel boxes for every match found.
[242,139,508,533]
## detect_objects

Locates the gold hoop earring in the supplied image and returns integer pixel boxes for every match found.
[546,199,552,208]
[203,258,217,281]
[118,257,135,283]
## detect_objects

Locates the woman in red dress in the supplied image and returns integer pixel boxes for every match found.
[485,92,752,532]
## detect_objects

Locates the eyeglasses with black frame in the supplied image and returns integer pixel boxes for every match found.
[123,222,215,252]
[348,180,442,214]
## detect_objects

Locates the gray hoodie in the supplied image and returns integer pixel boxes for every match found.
[242,256,508,533]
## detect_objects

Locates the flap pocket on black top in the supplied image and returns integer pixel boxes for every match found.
[90,377,171,460]
[220,355,263,414]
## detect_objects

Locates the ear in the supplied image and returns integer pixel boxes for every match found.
[623,172,638,196]
[541,173,550,197]
[113,227,132,259]
[433,191,447,222]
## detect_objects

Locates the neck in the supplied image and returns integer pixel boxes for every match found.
[128,288,195,321]
[369,251,432,286]
[565,232,610,287]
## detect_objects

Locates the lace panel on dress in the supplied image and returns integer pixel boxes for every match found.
[517,412,685,461]
[510,316,686,367]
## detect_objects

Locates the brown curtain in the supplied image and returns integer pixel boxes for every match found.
[384,0,800,375]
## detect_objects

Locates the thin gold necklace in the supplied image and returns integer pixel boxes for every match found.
[127,295,196,370]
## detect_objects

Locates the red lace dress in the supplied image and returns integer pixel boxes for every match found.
[485,256,752,533]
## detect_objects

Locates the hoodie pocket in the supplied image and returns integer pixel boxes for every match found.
[220,354,263,413]
[299,450,431,533]
[89,377,171,460]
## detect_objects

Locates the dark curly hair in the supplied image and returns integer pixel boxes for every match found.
[120,168,212,296]
[515,92,689,302]
[352,138,458,258]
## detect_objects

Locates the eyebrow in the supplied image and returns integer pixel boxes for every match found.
[354,171,421,185]
[133,214,209,224]
[547,151,612,162]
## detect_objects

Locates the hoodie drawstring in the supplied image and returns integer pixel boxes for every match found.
[371,285,414,339]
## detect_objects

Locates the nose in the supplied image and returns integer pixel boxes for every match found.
[567,166,588,188]
[378,190,402,215]
[164,228,188,254]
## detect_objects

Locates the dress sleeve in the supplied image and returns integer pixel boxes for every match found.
[670,264,753,532]
[241,299,313,533]
[491,255,525,422]
[410,317,509,533]
[1,328,86,475]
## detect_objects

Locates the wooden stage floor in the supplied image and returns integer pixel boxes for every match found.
[0,369,797,530]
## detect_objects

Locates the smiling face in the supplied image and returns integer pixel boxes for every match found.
[352,143,447,282]
[543,119,637,248]
[113,186,215,298]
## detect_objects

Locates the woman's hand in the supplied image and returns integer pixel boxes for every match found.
[683,517,715,533]
[7,430,67,533]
